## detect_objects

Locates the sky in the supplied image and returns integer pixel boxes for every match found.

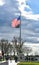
[23,43,39,55]
[0,0,39,44]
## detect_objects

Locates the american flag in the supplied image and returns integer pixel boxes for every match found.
[11,16,20,28]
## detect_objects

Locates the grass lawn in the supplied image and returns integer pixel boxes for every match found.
[17,62,39,65]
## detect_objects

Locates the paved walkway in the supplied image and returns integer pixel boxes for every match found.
[0,61,6,63]
[0,61,8,65]
[8,60,19,65]
[0,60,19,65]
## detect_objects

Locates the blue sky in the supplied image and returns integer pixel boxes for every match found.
[0,0,39,44]
[26,0,39,14]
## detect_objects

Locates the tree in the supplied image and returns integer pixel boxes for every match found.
[0,39,14,60]
[0,39,6,60]
[8,43,13,55]
[12,37,25,55]
[0,39,8,54]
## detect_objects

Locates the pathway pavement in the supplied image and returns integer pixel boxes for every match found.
[0,60,19,65]
[8,60,19,65]
[0,61,8,65]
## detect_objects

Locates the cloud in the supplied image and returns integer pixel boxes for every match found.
[24,14,39,20]
[23,43,39,55]
[0,26,20,41]
[0,0,5,6]
[0,0,39,44]
[17,0,31,12]
[17,0,39,20]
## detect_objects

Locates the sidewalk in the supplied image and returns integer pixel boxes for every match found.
[8,60,19,65]
[0,61,8,65]
[0,60,19,65]
[0,61,6,63]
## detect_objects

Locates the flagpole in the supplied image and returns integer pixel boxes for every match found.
[20,11,21,45]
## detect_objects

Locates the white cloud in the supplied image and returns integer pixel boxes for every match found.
[22,29,35,36]
[27,37,39,41]
[0,0,5,6]
[23,43,39,55]
[17,0,39,20]
[37,37,39,41]
[23,14,39,20]
[26,5,31,10]
[17,0,27,4]
[0,0,39,44]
